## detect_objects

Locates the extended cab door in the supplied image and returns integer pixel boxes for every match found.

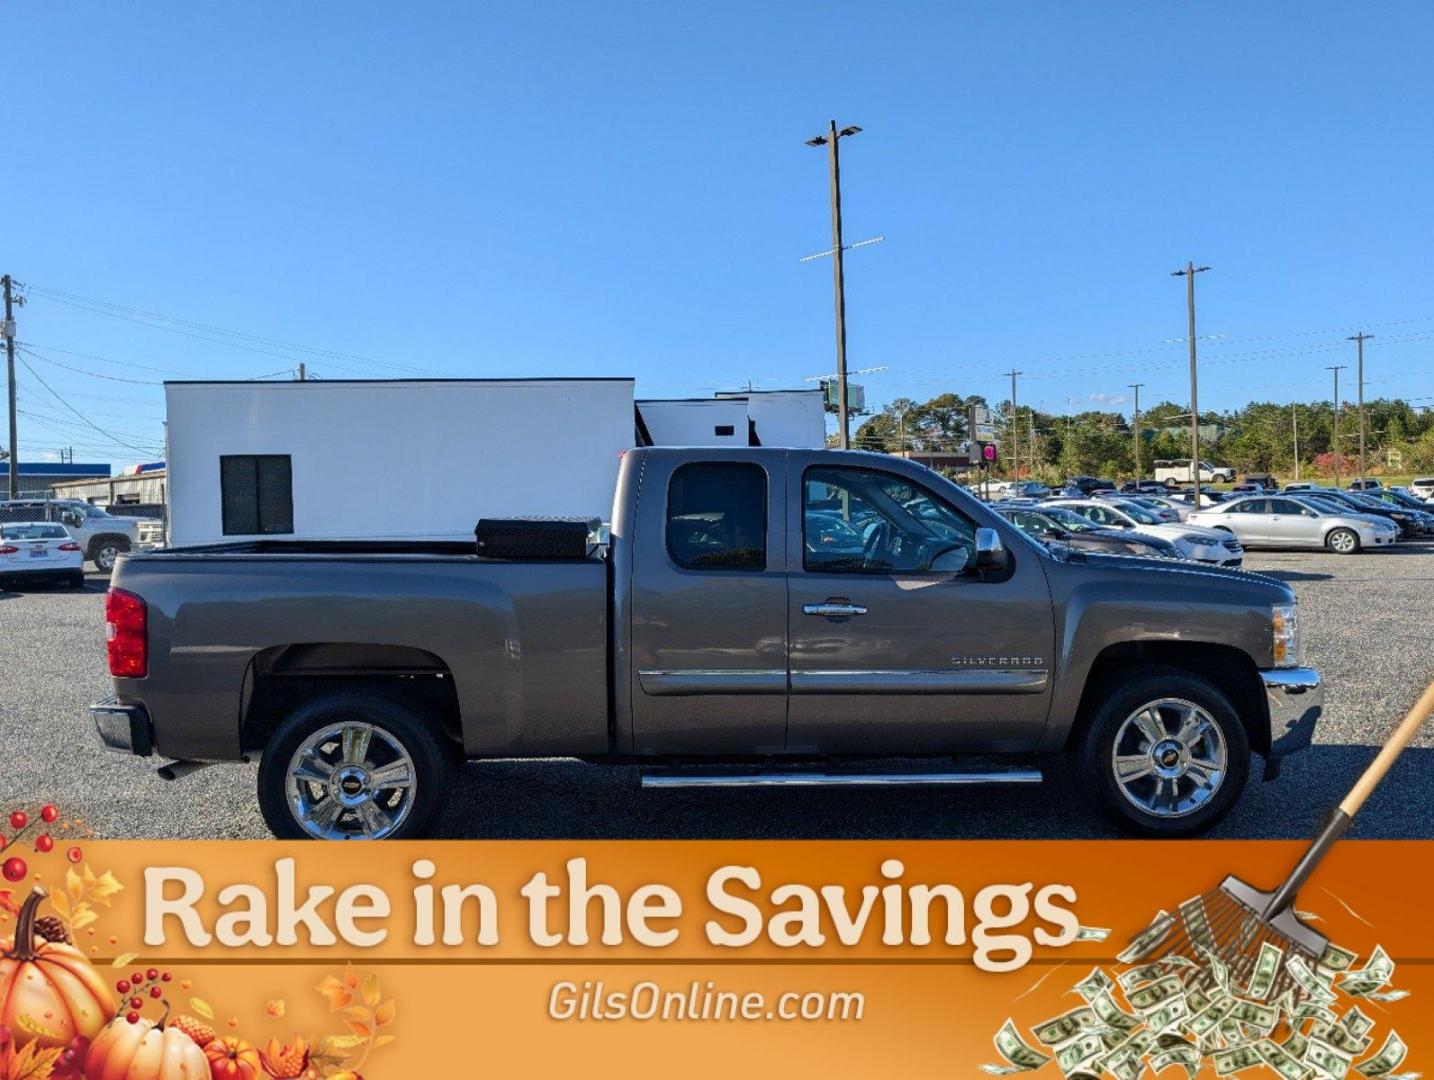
[785,455,1055,753]
[625,452,789,754]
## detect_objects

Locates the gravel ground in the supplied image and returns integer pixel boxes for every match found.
[2,544,1432,840]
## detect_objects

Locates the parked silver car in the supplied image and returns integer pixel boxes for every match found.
[1187,495,1398,554]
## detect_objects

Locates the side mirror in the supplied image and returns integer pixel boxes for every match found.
[973,527,1008,573]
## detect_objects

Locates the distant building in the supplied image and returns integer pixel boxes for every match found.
[0,461,111,497]
[51,466,167,507]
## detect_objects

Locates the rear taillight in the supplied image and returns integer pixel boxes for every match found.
[0,545,17,555]
[59,542,81,552]
[106,588,148,678]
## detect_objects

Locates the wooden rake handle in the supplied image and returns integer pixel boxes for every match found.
[1266,677,1434,919]
[1339,677,1434,819]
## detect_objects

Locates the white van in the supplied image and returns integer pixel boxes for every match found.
[1153,459,1235,484]
[1409,477,1434,503]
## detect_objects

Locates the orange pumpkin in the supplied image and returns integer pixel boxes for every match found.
[204,1036,261,1080]
[84,1015,208,1080]
[0,888,115,1050]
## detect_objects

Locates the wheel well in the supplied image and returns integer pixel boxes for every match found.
[240,643,463,753]
[1073,641,1269,756]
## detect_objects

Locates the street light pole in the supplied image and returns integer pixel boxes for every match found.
[1328,365,1347,489]
[1347,332,1372,486]
[1292,404,1300,482]
[806,120,862,449]
[3,275,17,501]
[1006,369,1022,481]
[1129,383,1145,483]
[1171,262,1210,507]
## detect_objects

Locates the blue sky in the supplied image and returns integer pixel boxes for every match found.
[6,0,1433,466]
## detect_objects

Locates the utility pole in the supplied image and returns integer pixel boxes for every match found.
[1292,404,1300,482]
[3,275,18,500]
[297,362,307,381]
[1171,262,1211,507]
[1327,365,1347,489]
[1006,369,1022,481]
[806,120,862,449]
[1347,332,1371,486]
[1129,383,1145,482]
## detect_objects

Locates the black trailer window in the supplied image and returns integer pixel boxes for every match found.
[220,455,294,535]
[666,462,766,570]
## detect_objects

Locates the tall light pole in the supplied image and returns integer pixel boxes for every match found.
[1006,369,1022,480]
[806,120,862,449]
[1347,332,1372,485]
[1291,404,1301,482]
[3,275,18,500]
[1129,383,1145,483]
[1327,365,1347,489]
[1171,262,1211,506]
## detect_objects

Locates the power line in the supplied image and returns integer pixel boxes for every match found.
[15,354,164,454]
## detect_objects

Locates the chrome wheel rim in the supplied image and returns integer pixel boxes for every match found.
[1110,698,1227,819]
[285,721,418,840]
[95,545,118,570]
[1330,530,1355,553]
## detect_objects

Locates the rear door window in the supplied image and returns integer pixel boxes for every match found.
[666,463,767,570]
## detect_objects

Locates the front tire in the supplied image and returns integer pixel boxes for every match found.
[257,691,453,840]
[1070,667,1249,837]
[88,536,130,573]
[1326,527,1360,555]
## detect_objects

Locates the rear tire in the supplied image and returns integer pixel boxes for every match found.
[1326,527,1360,555]
[1070,666,1249,838]
[257,691,453,840]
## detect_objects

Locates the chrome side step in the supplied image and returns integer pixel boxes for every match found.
[641,770,1042,789]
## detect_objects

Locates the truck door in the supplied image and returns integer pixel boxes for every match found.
[627,454,789,754]
[785,457,1055,753]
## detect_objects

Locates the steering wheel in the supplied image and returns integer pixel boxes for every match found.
[862,520,890,567]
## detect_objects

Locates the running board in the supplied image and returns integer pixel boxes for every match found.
[641,769,1042,789]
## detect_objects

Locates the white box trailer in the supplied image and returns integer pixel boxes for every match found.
[164,379,637,546]
[635,397,752,446]
[715,389,827,448]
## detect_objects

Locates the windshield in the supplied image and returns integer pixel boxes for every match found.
[1296,496,1347,516]
[1113,501,1161,525]
[1039,506,1100,532]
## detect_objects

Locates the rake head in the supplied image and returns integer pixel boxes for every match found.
[1146,877,1328,1004]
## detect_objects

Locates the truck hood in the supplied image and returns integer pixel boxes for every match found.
[1053,546,1293,601]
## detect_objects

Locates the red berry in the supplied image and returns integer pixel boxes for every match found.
[8,811,26,831]
[116,980,130,994]
[1,857,26,883]
[126,1012,139,1024]
[35,835,54,853]
[131,972,143,985]
[129,997,143,1010]
[161,972,172,982]
[40,805,59,824]
[66,846,83,864]
[146,967,159,981]
[150,986,162,999]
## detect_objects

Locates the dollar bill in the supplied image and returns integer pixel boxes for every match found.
[1090,991,1141,1034]
[1119,963,1169,992]
[1056,1033,1107,1076]
[1186,985,1212,1014]
[1288,955,1339,1005]
[1283,1031,1310,1060]
[1341,947,1395,997]
[1200,945,1233,993]
[1073,968,1114,1002]
[1188,997,1237,1039]
[1356,1032,1408,1078]
[1118,911,1176,964]
[1033,1006,1099,1047]
[1312,1021,1373,1057]
[1214,1044,1264,1076]
[1146,996,1191,1034]
[1260,1039,1314,1080]
[1075,925,1112,942]
[1363,989,1410,1004]
[1228,999,1279,1033]
[1151,1044,1201,1079]
[1320,943,1359,972]
[1128,975,1185,1014]
[1343,1008,1376,1040]
[1246,941,1285,1001]
[1179,895,1217,952]
[985,1019,1053,1074]
[1306,1037,1354,1079]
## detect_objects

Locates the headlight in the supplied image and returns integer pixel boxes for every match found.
[1271,602,1300,668]
[1180,534,1213,546]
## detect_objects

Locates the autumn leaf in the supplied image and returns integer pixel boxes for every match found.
[360,972,381,1008]
[46,892,69,920]
[373,1034,396,1049]
[342,963,359,990]
[111,952,138,968]
[190,997,215,1020]
[373,999,396,1027]
[2,1040,64,1080]
[0,890,20,917]
[315,975,353,1011]
[265,999,286,1019]
[342,1006,371,1025]
[344,1020,372,1040]
[71,908,98,931]
[65,869,84,905]
[321,1035,365,1052]
[88,870,124,905]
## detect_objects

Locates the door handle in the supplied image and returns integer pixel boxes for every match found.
[803,602,868,617]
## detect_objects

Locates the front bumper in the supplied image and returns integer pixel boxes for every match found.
[1262,667,1322,774]
[90,698,153,757]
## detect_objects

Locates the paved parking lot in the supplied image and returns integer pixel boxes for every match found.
[2,544,1432,840]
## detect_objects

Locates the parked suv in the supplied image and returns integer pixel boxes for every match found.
[0,498,160,572]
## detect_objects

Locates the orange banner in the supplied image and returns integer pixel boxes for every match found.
[0,840,1427,1078]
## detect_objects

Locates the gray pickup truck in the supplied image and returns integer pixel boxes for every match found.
[90,448,1322,839]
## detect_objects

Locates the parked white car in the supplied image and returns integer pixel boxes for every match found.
[0,498,161,572]
[0,521,85,589]
[1047,498,1244,567]
[1188,495,1398,554]
[1410,477,1434,503]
